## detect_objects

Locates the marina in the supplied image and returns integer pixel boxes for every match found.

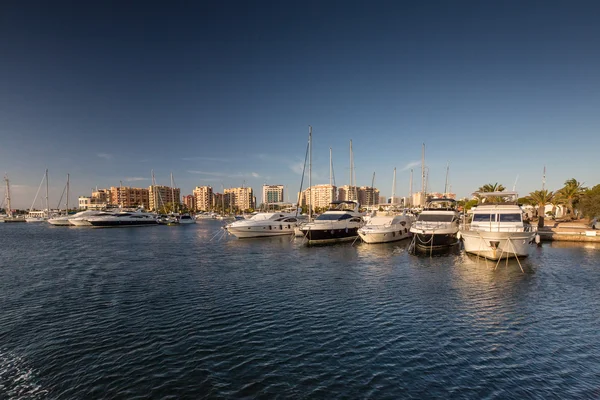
[1,221,599,398]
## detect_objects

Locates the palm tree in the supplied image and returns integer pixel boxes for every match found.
[528,189,554,226]
[477,183,506,193]
[476,183,506,203]
[557,178,586,220]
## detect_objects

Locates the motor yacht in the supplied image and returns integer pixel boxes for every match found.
[86,210,158,227]
[68,210,118,226]
[358,210,414,244]
[299,201,363,244]
[459,192,537,260]
[226,211,302,238]
[409,198,460,253]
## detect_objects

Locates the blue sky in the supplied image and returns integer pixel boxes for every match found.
[1,1,599,209]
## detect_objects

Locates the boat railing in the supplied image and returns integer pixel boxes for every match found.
[413,221,456,230]
[461,223,538,233]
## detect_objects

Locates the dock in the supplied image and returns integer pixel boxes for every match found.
[536,220,599,242]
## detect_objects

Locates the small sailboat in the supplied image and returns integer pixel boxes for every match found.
[26,169,50,222]
[1,174,25,223]
[48,174,72,226]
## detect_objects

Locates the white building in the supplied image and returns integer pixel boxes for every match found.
[262,184,284,205]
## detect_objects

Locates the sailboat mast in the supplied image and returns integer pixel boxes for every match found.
[392,167,397,203]
[45,169,49,217]
[66,173,70,215]
[444,162,449,195]
[421,143,426,206]
[329,147,332,187]
[409,169,413,207]
[308,125,312,221]
[170,172,175,213]
[4,175,12,218]
[371,172,375,207]
[349,140,354,200]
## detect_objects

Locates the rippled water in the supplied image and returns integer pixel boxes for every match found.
[1,222,599,399]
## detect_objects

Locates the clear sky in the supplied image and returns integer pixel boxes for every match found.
[1,1,599,209]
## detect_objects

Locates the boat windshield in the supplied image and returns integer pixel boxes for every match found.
[315,213,353,221]
[473,213,495,222]
[498,213,522,222]
[417,214,454,222]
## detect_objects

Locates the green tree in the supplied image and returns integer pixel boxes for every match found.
[557,178,586,219]
[528,189,554,226]
[477,183,506,193]
[476,183,506,203]
[579,184,600,219]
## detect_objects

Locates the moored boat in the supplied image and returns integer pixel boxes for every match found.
[459,191,537,260]
[409,198,460,253]
[358,210,414,244]
[299,201,363,244]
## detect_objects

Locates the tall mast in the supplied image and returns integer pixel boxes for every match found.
[170,172,175,213]
[308,125,312,221]
[349,139,354,200]
[444,161,449,195]
[409,168,413,206]
[329,147,332,187]
[4,175,12,218]
[421,143,425,206]
[371,172,375,207]
[66,173,70,215]
[391,167,397,203]
[45,169,49,217]
[542,165,546,190]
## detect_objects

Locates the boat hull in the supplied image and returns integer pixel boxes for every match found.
[299,227,359,244]
[25,218,47,223]
[412,232,459,252]
[70,219,93,226]
[227,225,296,238]
[88,220,157,227]
[460,230,536,260]
[358,227,411,244]
[48,217,72,226]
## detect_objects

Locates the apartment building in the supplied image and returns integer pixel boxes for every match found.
[110,186,150,208]
[262,184,284,205]
[337,185,359,202]
[193,186,213,211]
[182,194,196,211]
[224,187,255,211]
[148,185,180,211]
[357,186,380,207]
[299,184,337,211]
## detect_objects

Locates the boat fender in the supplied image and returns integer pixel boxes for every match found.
[535,234,541,246]
[457,231,461,240]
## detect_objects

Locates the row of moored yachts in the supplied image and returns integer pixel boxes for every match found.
[224,191,540,261]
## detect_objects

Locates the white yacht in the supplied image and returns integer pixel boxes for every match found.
[48,215,72,226]
[25,210,49,223]
[358,210,415,244]
[86,210,158,227]
[226,211,302,238]
[69,210,116,226]
[459,192,537,260]
[410,198,460,253]
[299,201,363,244]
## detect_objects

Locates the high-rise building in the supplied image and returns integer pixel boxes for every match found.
[92,188,110,203]
[337,185,358,202]
[110,186,150,208]
[182,194,196,211]
[262,184,284,205]
[193,186,213,211]
[224,187,254,211]
[357,186,380,207]
[299,184,337,212]
[148,185,180,211]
